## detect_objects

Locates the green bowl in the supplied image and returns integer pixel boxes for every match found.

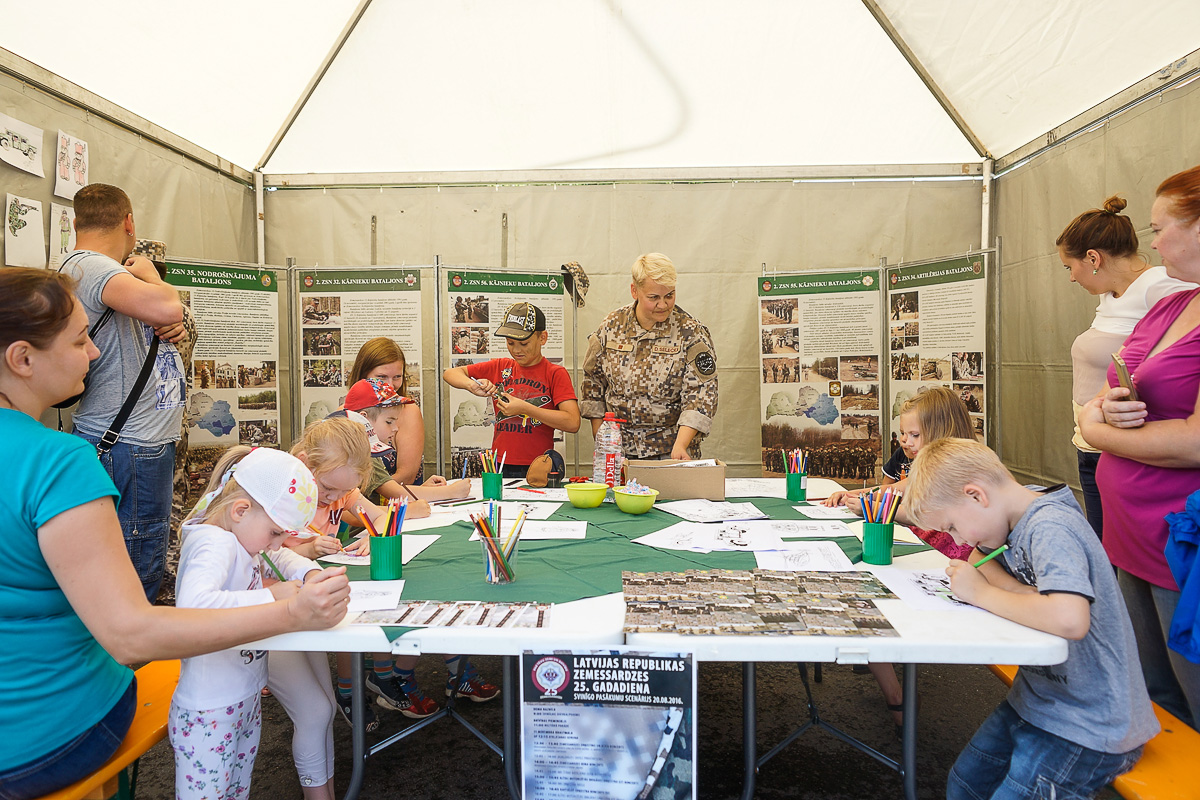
[566,482,608,508]
[613,486,659,514]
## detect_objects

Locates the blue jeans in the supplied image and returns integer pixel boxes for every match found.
[78,434,175,602]
[947,700,1141,800]
[0,677,135,800]
[1076,449,1103,540]
[1118,569,1200,729]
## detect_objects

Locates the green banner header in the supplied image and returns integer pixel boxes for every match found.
[887,256,985,290]
[299,269,421,292]
[447,270,561,295]
[166,263,278,292]
[758,270,879,296]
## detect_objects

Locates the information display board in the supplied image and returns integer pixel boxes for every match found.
[757,270,883,481]
[885,256,988,442]
[167,262,280,494]
[521,649,696,800]
[295,268,425,429]
[444,269,565,478]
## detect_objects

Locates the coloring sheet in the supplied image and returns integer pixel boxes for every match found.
[869,567,984,612]
[318,534,440,566]
[47,203,76,268]
[0,112,45,177]
[723,477,787,498]
[656,499,768,523]
[795,504,859,520]
[5,194,45,267]
[53,130,88,200]
[506,485,571,502]
[633,522,787,553]
[755,541,855,572]
[347,580,405,612]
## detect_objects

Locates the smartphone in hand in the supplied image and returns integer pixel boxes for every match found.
[1112,353,1139,402]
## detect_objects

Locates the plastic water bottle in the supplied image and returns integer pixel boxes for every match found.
[592,412,624,487]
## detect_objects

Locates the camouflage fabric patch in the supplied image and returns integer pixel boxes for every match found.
[687,341,716,380]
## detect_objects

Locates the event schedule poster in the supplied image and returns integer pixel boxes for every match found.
[521,649,696,800]
[166,263,280,492]
[296,268,425,430]
[886,256,987,443]
[758,271,882,482]
[445,269,565,478]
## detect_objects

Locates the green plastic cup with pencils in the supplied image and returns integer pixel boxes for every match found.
[472,501,526,584]
[861,487,900,565]
[480,449,504,500]
[784,448,808,501]
[359,499,407,580]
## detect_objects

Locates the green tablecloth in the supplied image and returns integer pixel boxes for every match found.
[328,496,930,641]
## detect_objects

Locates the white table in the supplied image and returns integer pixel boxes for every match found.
[245,477,1066,800]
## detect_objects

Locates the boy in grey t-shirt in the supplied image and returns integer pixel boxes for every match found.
[905,438,1157,800]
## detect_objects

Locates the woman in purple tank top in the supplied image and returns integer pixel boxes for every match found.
[1080,165,1200,730]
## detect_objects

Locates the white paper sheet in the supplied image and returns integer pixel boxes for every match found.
[47,203,76,268]
[795,504,859,520]
[869,567,985,612]
[656,499,767,523]
[505,485,571,502]
[755,542,855,572]
[4,194,45,268]
[317,533,441,565]
[469,520,586,541]
[454,500,562,520]
[632,521,787,552]
[723,477,787,498]
[347,579,405,612]
[0,112,45,177]
[770,519,855,537]
[53,130,88,200]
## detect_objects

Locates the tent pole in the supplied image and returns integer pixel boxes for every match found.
[255,0,375,170]
[255,171,266,266]
[981,158,993,251]
[859,0,991,159]
[434,257,446,476]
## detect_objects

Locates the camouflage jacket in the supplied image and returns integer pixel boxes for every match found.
[581,303,717,458]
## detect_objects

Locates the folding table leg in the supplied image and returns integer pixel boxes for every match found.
[740,661,757,800]
[343,652,367,800]
[901,663,918,800]
[504,656,522,800]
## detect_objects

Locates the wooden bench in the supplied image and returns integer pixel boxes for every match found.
[989,664,1200,800]
[38,660,180,800]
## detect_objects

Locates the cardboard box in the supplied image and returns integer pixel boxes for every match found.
[625,459,726,501]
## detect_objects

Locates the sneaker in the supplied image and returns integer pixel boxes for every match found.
[447,667,500,703]
[335,692,380,733]
[367,673,439,719]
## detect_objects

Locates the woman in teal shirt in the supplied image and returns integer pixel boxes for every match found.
[0,268,352,799]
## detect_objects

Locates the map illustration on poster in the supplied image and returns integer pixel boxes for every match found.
[758,271,882,482]
[296,268,425,432]
[445,269,564,478]
[166,263,280,497]
[886,256,988,443]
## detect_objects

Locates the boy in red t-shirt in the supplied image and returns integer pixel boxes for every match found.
[442,302,580,477]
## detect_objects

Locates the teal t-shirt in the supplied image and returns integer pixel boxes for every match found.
[0,408,131,770]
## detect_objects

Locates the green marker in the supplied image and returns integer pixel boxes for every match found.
[972,544,1008,569]
[260,550,287,582]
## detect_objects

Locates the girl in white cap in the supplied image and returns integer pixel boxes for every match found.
[170,446,333,800]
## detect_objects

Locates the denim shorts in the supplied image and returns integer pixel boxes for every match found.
[78,434,176,602]
[0,677,136,800]
[947,700,1142,800]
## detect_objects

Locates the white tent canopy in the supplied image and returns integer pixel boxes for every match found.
[4,0,1198,174]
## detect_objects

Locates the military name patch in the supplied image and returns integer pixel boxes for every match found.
[651,344,681,355]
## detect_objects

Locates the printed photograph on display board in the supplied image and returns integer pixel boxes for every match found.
[296,269,425,432]
[757,271,882,482]
[445,270,565,478]
[521,649,696,800]
[886,256,988,443]
[165,264,280,503]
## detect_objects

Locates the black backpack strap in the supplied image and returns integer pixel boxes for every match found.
[59,252,115,341]
[96,335,160,454]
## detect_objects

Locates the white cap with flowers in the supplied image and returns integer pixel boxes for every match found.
[189,447,318,533]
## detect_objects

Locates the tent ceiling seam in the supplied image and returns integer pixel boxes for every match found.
[256,0,374,171]
[859,0,991,159]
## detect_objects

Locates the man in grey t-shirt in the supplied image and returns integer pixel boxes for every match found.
[63,184,185,602]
